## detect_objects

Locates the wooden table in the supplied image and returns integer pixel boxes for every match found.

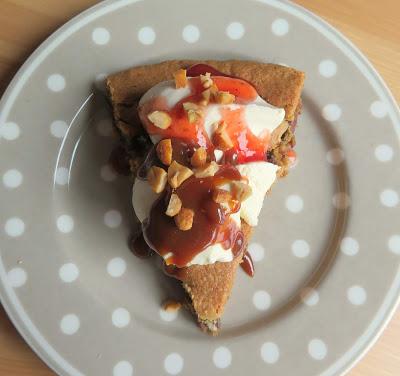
[0,1,399,375]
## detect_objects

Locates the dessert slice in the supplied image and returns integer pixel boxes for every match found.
[106,60,305,334]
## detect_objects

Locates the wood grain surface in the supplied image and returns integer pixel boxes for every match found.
[0,1,399,375]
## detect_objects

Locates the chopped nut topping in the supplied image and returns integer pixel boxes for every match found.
[156,139,173,166]
[212,121,233,150]
[200,72,213,88]
[174,207,194,231]
[162,299,182,312]
[231,181,252,202]
[183,102,203,123]
[199,89,211,106]
[147,111,172,129]
[168,161,194,188]
[212,188,232,204]
[194,161,219,178]
[215,91,235,104]
[190,147,207,168]
[147,166,167,193]
[165,193,182,217]
[173,69,187,88]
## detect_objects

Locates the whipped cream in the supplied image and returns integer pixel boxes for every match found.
[132,162,278,266]
[139,79,285,142]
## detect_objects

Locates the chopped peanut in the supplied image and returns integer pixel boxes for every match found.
[212,188,232,204]
[165,193,182,217]
[147,111,172,129]
[162,299,182,312]
[168,161,193,188]
[213,121,233,150]
[190,147,207,168]
[173,69,187,88]
[200,72,213,89]
[156,139,173,166]
[194,161,219,178]
[174,207,194,231]
[199,89,211,106]
[183,102,203,123]
[147,166,167,193]
[215,91,235,104]
[231,181,252,202]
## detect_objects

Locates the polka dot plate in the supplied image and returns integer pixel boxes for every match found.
[0,1,399,375]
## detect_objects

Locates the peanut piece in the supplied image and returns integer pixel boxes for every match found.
[213,121,233,150]
[212,188,232,204]
[200,72,213,89]
[174,207,194,231]
[215,91,235,104]
[194,161,219,178]
[147,111,172,129]
[165,193,182,217]
[183,102,203,123]
[173,69,187,88]
[190,147,207,168]
[162,299,182,312]
[156,139,173,166]
[231,181,252,202]
[147,166,167,193]
[167,161,193,188]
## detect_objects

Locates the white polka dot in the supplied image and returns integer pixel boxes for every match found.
[7,267,27,288]
[318,60,337,78]
[164,353,184,375]
[5,217,25,237]
[248,242,265,262]
[326,148,344,165]
[347,285,367,305]
[308,339,327,360]
[261,342,280,364]
[104,210,122,228]
[182,25,200,43]
[107,257,127,277]
[100,164,117,182]
[388,235,400,255]
[3,169,23,188]
[226,22,245,40]
[47,74,66,92]
[252,290,271,311]
[95,73,108,92]
[96,118,113,137]
[380,189,399,207]
[370,100,388,118]
[300,287,319,306]
[340,237,359,256]
[322,104,342,121]
[59,263,79,283]
[60,314,80,335]
[285,194,304,213]
[50,120,68,138]
[55,167,69,185]
[332,192,351,209]
[92,27,110,45]
[271,18,289,36]
[0,122,20,140]
[112,308,131,328]
[57,215,74,233]
[375,144,393,162]
[159,307,178,322]
[113,361,133,376]
[291,240,310,258]
[138,26,156,45]
[213,347,232,369]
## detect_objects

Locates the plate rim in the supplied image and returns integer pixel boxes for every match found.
[0,0,399,375]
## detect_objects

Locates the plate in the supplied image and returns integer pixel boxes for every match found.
[1,1,400,375]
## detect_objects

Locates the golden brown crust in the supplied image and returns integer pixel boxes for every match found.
[178,221,252,322]
[107,59,305,121]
